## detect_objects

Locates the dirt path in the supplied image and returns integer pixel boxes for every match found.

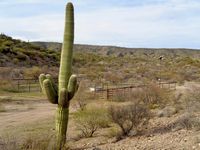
[0,99,56,133]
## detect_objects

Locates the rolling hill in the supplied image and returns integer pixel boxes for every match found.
[1,34,200,83]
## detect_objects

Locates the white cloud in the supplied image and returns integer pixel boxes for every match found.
[0,0,200,48]
[0,0,56,5]
[0,14,65,41]
[75,0,200,47]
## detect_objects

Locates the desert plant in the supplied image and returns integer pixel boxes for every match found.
[184,86,200,112]
[73,80,89,111]
[73,108,111,137]
[0,103,6,112]
[0,135,17,150]
[24,66,42,79]
[39,2,78,149]
[0,134,69,150]
[170,113,200,131]
[131,84,171,108]
[20,134,55,150]
[108,103,150,137]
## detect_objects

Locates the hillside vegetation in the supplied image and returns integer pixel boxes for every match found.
[0,34,59,67]
[33,40,200,84]
[1,34,200,84]
[1,36,200,150]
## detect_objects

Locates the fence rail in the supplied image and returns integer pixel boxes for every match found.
[11,78,177,100]
[12,78,41,92]
[94,81,177,100]
[12,76,83,92]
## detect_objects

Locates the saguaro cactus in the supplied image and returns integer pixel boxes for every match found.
[39,2,78,149]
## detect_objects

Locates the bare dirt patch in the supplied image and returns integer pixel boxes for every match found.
[0,98,55,134]
[1,82,200,149]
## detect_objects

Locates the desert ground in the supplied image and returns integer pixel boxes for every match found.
[0,81,200,150]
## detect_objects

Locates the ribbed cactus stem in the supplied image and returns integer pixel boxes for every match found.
[38,2,78,150]
[46,74,58,93]
[59,2,74,93]
[43,79,58,104]
[39,74,46,92]
[56,106,69,149]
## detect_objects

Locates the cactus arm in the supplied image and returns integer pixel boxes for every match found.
[43,79,58,104]
[68,74,77,100]
[46,74,58,93]
[76,83,79,92]
[59,2,74,91]
[39,74,46,93]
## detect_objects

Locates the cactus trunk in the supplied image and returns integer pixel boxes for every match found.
[56,106,69,148]
[59,2,74,92]
[39,2,78,150]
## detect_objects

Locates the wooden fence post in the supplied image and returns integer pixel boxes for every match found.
[28,81,30,92]
[17,80,20,92]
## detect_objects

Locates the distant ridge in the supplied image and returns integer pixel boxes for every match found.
[31,41,200,58]
[1,34,200,67]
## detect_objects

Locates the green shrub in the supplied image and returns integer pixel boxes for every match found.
[73,108,111,137]
[16,52,28,60]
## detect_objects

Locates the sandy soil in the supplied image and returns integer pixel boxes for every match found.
[1,82,200,150]
[0,99,55,133]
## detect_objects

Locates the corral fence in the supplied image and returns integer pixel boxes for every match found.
[93,81,177,100]
[12,78,42,92]
[12,75,85,92]
[11,78,177,100]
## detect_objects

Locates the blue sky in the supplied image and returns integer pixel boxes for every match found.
[0,0,200,48]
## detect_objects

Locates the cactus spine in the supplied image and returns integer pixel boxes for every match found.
[39,2,78,149]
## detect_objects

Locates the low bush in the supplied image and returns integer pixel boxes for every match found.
[73,108,111,137]
[110,83,173,108]
[132,84,173,108]
[73,80,89,111]
[108,102,150,137]
[171,113,200,131]
[23,66,42,79]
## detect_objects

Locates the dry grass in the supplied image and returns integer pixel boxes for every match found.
[0,133,71,150]
[0,103,6,112]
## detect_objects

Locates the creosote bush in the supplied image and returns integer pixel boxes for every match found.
[73,108,111,137]
[111,83,172,108]
[131,84,172,108]
[108,102,150,137]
